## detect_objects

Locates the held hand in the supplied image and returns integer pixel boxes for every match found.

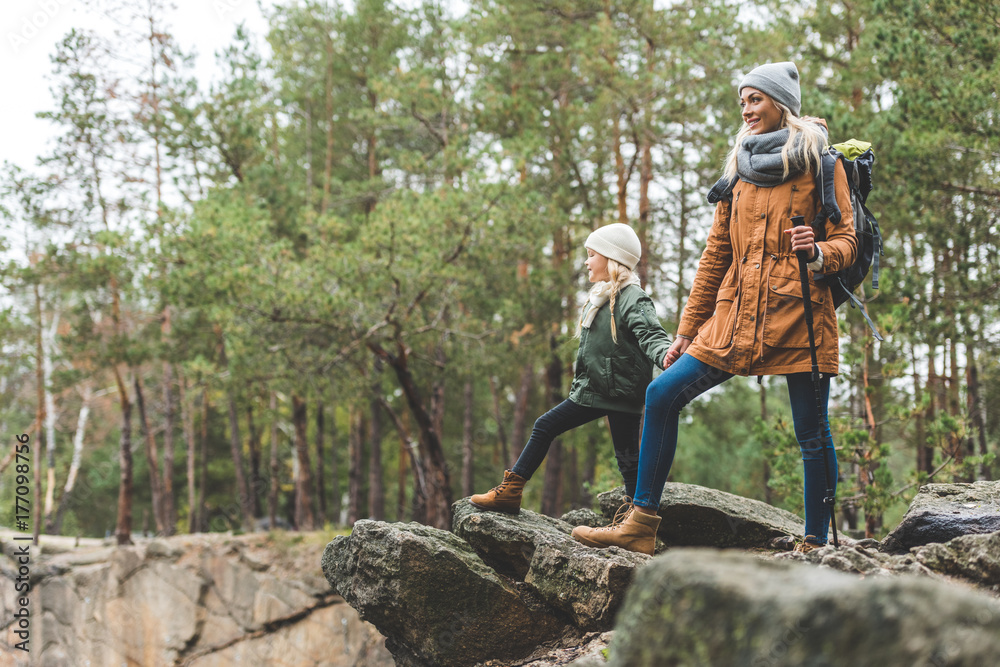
[784,225,818,261]
[663,337,691,368]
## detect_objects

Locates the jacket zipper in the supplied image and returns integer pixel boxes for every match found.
[786,185,798,219]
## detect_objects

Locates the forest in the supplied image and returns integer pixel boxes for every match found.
[1,0,997,544]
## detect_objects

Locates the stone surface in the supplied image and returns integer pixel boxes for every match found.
[881,481,1000,553]
[452,498,573,578]
[914,530,1000,588]
[525,540,649,630]
[599,548,1000,667]
[322,519,569,667]
[775,540,938,578]
[598,483,805,548]
[560,508,605,529]
[0,531,392,667]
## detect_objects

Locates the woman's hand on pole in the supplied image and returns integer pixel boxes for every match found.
[784,225,818,261]
[663,337,691,368]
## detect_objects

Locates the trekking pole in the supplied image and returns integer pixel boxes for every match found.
[791,215,840,548]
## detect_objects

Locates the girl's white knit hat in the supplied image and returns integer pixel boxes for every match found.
[585,223,641,270]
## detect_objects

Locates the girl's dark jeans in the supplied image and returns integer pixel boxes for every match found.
[511,399,641,499]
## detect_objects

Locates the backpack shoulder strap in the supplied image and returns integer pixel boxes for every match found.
[817,149,843,226]
[707,174,740,205]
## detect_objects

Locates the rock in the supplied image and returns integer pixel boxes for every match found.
[881,481,1000,553]
[452,499,573,578]
[3,532,393,666]
[322,519,568,667]
[525,541,649,630]
[914,531,1000,587]
[775,542,937,578]
[452,500,651,631]
[598,483,805,548]
[560,508,605,528]
[601,549,1000,666]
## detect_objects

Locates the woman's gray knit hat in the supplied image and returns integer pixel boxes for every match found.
[739,61,801,116]
[585,223,641,270]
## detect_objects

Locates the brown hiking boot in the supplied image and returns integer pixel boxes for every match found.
[572,504,661,556]
[469,470,527,514]
[793,535,824,553]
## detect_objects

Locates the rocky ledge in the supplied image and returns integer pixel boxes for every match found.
[324,481,1000,667]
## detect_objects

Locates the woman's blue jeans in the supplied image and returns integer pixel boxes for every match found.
[633,354,837,544]
[511,399,641,499]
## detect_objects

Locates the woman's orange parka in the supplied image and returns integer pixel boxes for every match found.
[677,161,857,377]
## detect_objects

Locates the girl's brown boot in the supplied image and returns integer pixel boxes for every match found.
[469,470,527,514]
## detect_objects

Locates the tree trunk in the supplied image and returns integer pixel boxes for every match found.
[462,380,475,497]
[369,394,385,521]
[315,400,327,524]
[247,403,263,517]
[291,394,316,531]
[540,342,563,517]
[966,341,990,481]
[42,310,59,531]
[368,340,453,529]
[760,382,772,505]
[380,397,425,524]
[862,339,882,537]
[579,429,598,509]
[614,111,628,223]
[178,375,198,534]
[329,400,341,524]
[487,376,510,468]
[217,328,254,530]
[197,388,210,533]
[922,347,939,475]
[635,38,655,286]
[348,406,365,524]
[510,363,534,464]
[52,385,92,535]
[269,391,280,530]
[134,375,167,535]
[34,283,46,542]
[114,369,134,545]
[161,361,176,535]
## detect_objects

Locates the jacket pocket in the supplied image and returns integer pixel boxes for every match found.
[763,275,825,349]
[605,352,646,402]
[702,284,740,350]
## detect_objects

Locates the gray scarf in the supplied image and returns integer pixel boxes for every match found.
[737,128,813,187]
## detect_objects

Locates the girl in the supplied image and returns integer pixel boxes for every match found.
[470,223,672,515]
[572,62,857,555]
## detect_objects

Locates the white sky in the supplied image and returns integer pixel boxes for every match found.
[0,0,277,172]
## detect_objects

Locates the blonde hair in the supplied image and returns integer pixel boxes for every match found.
[722,100,826,183]
[578,257,635,343]
[606,258,633,343]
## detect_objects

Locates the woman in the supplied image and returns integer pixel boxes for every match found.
[572,62,857,556]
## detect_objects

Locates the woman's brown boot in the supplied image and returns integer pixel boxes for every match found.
[469,470,527,514]
[571,506,661,555]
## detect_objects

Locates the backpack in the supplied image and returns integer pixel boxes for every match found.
[811,139,884,340]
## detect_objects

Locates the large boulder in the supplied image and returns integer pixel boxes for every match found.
[914,531,1000,588]
[598,483,805,548]
[592,549,1000,667]
[452,499,648,630]
[525,540,649,630]
[881,481,1000,553]
[321,519,569,667]
[452,498,574,578]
